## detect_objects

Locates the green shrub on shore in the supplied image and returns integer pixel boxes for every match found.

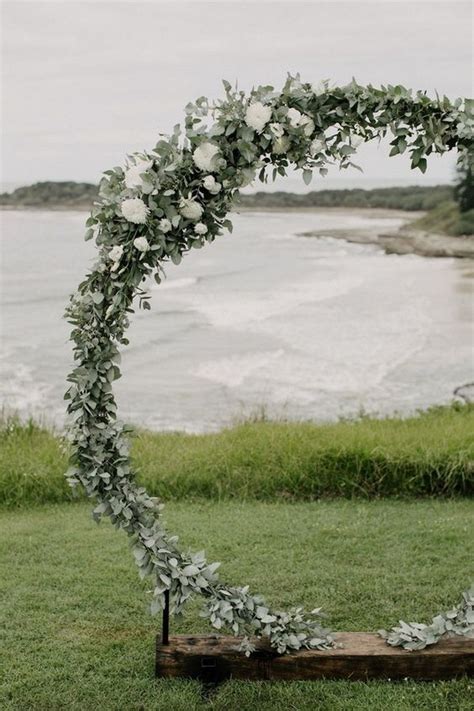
[410,200,474,236]
[1,404,473,507]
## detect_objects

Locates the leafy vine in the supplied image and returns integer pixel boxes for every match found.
[65,77,473,654]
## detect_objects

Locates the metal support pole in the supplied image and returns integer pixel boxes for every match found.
[162,589,170,645]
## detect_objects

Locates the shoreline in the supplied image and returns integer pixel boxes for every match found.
[3,203,473,258]
[299,228,474,259]
[298,220,474,259]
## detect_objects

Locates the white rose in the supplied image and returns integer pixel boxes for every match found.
[193,142,220,172]
[194,222,208,235]
[299,115,315,137]
[310,138,326,156]
[287,107,303,127]
[244,101,272,132]
[133,236,150,252]
[109,245,124,263]
[273,136,291,155]
[203,175,222,194]
[121,197,150,224]
[180,197,203,221]
[124,158,153,189]
[269,122,285,139]
[159,218,172,233]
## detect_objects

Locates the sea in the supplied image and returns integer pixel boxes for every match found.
[1,208,473,432]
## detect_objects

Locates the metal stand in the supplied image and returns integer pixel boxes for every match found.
[162,589,170,645]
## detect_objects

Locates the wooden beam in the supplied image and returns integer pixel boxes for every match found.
[155,633,474,682]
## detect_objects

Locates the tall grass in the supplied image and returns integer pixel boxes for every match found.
[0,404,473,508]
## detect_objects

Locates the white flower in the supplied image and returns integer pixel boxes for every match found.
[133,236,150,252]
[299,115,315,137]
[193,142,220,172]
[269,122,285,139]
[351,135,364,148]
[287,107,303,127]
[286,109,314,135]
[109,245,124,263]
[124,158,153,189]
[194,222,208,235]
[273,136,290,155]
[244,101,272,132]
[159,218,172,233]
[310,138,326,156]
[121,197,150,224]
[180,197,203,221]
[203,175,221,194]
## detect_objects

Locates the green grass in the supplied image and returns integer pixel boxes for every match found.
[1,500,473,710]
[410,201,474,236]
[1,405,473,508]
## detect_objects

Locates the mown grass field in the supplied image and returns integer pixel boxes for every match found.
[1,500,473,710]
[1,404,473,507]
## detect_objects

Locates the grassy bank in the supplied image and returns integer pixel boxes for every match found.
[1,500,473,710]
[410,201,474,236]
[1,404,473,508]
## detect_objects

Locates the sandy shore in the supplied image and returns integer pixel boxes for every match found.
[296,209,474,259]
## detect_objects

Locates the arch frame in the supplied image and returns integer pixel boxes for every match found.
[65,77,473,655]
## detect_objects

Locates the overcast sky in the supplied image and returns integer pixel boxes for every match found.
[1,0,472,190]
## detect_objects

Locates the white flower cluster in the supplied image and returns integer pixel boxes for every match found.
[133,236,150,252]
[286,108,315,137]
[159,218,172,233]
[193,142,220,172]
[121,197,150,224]
[203,175,221,194]
[245,101,272,132]
[109,244,124,272]
[124,158,153,189]
[180,196,203,221]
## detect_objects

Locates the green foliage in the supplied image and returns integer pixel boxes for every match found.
[1,500,473,709]
[411,200,474,236]
[1,405,473,508]
[454,154,474,212]
[63,77,473,651]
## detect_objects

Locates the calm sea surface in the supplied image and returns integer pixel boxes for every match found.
[1,209,473,431]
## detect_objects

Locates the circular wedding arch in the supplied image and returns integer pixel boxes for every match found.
[66,77,473,655]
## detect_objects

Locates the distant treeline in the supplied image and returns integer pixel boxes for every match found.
[0,180,453,212]
[0,181,98,207]
[240,185,453,211]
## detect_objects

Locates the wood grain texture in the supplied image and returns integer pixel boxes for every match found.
[155,633,474,682]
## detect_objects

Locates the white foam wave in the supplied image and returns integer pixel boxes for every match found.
[194,349,285,387]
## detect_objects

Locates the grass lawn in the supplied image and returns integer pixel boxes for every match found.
[1,500,473,710]
[1,404,473,507]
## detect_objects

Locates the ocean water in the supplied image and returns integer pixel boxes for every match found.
[1,209,473,432]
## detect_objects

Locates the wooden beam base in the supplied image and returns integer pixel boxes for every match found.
[155,633,474,682]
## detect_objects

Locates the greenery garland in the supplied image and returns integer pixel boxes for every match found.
[65,77,473,655]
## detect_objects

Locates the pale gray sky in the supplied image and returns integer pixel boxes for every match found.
[1,0,472,190]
